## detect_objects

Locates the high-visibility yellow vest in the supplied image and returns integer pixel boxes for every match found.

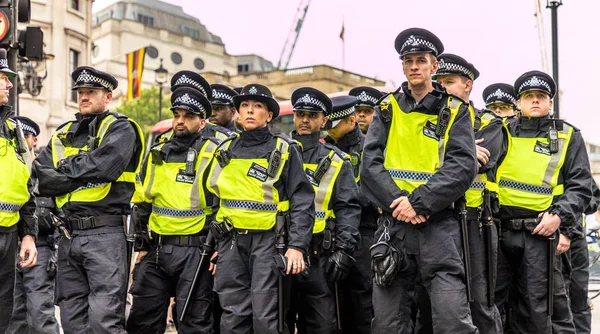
[304,148,345,233]
[498,123,572,212]
[381,94,462,194]
[143,139,218,234]
[207,135,291,230]
[0,119,31,227]
[51,113,145,208]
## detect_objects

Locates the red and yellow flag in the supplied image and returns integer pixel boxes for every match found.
[126,47,146,100]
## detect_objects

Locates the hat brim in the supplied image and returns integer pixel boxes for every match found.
[518,87,553,98]
[72,83,110,91]
[233,94,280,118]
[399,50,437,58]
[322,119,342,130]
[0,68,17,79]
[355,102,375,108]
[170,105,205,116]
[485,100,516,108]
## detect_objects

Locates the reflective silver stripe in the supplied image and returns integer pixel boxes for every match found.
[222,200,278,212]
[0,202,23,212]
[542,127,570,186]
[263,138,289,203]
[498,179,553,195]
[144,144,164,201]
[96,114,118,146]
[208,139,233,198]
[191,140,218,209]
[387,169,433,182]
[152,206,204,218]
[314,151,342,213]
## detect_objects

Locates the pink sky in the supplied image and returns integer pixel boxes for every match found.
[94,0,600,145]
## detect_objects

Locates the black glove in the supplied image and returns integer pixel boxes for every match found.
[46,249,58,279]
[326,249,355,282]
[370,240,403,287]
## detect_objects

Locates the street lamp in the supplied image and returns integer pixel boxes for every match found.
[547,0,563,118]
[155,58,168,121]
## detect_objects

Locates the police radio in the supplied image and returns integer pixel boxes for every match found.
[267,143,283,178]
[313,155,332,184]
[435,107,451,137]
[548,121,559,154]
[185,148,197,176]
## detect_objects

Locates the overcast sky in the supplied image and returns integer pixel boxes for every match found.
[94,0,600,145]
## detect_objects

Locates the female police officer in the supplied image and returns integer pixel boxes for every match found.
[206,84,315,333]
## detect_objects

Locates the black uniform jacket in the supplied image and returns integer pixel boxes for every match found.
[293,131,361,252]
[361,82,478,217]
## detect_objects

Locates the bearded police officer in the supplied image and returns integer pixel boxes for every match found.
[0,48,38,333]
[34,66,145,333]
[482,83,518,119]
[494,71,592,333]
[288,87,361,333]
[361,28,478,333]
[349,87,384,134]
[210,84,239,133]
[127,87,218,333]
[433,53,504,333]
[7,116,60,334]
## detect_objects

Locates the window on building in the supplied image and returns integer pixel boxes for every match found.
[69,49,79,102]
[182,26,201,40]
[171,52,182,65]
[237,64,250,73]
[137,14,154,27]
[70,0,79,11]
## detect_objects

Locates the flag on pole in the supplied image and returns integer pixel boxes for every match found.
[126,47,146,100]
[339,23,345,41]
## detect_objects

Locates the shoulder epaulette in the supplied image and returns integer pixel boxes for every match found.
[322,142,349,161]
[377,94,393,123]
[273,133,297,146]
[561,120,578,132]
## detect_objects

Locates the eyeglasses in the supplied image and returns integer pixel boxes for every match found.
[487,103,513,112]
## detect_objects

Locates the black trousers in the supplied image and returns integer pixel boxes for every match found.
[495,229,575,334]
[0,230,18,333]
[371,216,478,334]
[562,236,591,334]
[127,240,214,334]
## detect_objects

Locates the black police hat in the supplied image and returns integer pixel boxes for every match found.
[0,49,16,78]
[211,84,238,106]
[348,86,384,108]
[170,70,212,100]
[434,53,479,81]
[514,70,556,98]
[12,116,39,136]
[71,66,118,91]
[482,83,517,108]
[395,28,444,58]
[232,84,280,118]
[291,87,332,114]
[170,87,212,119]
[233,87,243,94]
[324,96,358,130]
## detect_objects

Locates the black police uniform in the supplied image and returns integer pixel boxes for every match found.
[362,28,478,333]
[494,71,591,334]
[34,66,143,334]
[7,116,60,334]
[127,88,217,333]
[211,84,240,133]
[0,48,38,333]
[209,84,315,333]
[287,88,361,333]
[324,96,378,333]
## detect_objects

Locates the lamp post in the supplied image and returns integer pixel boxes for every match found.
[154,58,168,121]
[547,0,562,118]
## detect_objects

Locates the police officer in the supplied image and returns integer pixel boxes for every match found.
[349,86,384,134]
[494,70,592,333]
[433,53,504,333]
[482,83,518,119]
[0,48,38,333]
[288,87,361,333]
[7,116,60,334]
[127,87,218,333]
[34,66,145,333]
[206,84,315,333]
[325,95,378,333]
[361,28,478,333]
[210,84,240,133]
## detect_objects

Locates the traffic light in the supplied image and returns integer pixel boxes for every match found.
[0,0,31,48]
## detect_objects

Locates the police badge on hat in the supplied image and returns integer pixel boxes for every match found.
[291,87,332,114]
[394,28,444,58]
[482,83,517,108]
[71,66,118,91]
[170,87,212,119]
[348,86,384,108]
[434,53,480,81]
[514,70,556,98]
[211,84,238,106]
[324,96,358,130]
[170,71,212,100]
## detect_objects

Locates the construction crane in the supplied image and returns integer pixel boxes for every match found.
[277,0,311,70]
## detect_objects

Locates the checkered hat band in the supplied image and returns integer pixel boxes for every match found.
[19,123,37,135]
[174,93,206,115]
[222,200,278,212]
[388,169,433,182]
[0,59,7,67]
[437,61,475,80]
[401,35,438,55]
[212,90,233,103]
[486,89,516,105]
[518,76,552,95]
[295,94,327,112]
[175,75,208,97]
[76,70,115,91]
[152,206,205,218]
[328,106,355,121]
[469,181,486,191]
[356,91,378,104]
[499,179,553,195]
[0,202,23,213]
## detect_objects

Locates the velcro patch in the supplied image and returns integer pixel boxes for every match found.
[533,140,551,156]
[305,168,319,186]
[247,162,268,182]
[423,121,439,141]
[175,169,195,184]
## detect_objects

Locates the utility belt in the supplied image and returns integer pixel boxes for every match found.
[152,232,205,247]
[66,215,125,230]
[465,207,482,221]
[500,218,539,232]
[209,217,269,241]
[35,234,55,247]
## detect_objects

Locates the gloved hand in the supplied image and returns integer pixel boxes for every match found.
[370,241,402,287]
[326,249,355,282]
[46,249,58,278]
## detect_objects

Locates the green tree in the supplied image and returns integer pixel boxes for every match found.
[114,86,171,137]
